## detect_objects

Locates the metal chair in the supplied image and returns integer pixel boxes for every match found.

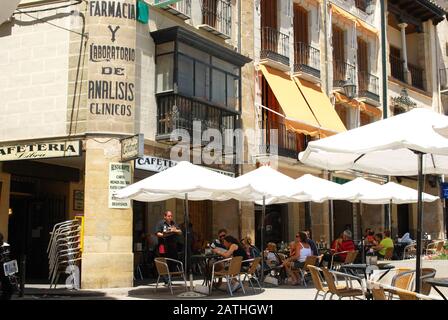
[402,242,417,259]
[425,240,445,256]
[385,270,415,300]
[154,257,187,295]
[321,267,365,300]
[371,287,388,300]
[210,256,245,296]
[241,257,263,293]
[296,255,319,287]
[383,247,394,260]
[331,250,358,270]
[308,265,347,300]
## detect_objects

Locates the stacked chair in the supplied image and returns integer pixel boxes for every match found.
[47,220,82,289]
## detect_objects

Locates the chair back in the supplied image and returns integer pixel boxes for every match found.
[371,287,387,300]
[403,244,416,259]
[395,267,412,276]
[155,258,169,276]
[392,271,414,290]
[397,290,419,300]
[420,268,437,295]
[436,241,445,253]
[246,257,262,275]
[228,256,243,276]
[304,255,318,270]
[384,247,394,260]
[308,265,325,292]
[321,267,339,295]
[344,250,358,264]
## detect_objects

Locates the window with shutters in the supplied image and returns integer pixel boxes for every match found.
[260,0,290,64]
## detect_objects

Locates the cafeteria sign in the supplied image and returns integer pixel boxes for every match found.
[121,134,144,162]
[0,140,81,162]
[109,162,132,209]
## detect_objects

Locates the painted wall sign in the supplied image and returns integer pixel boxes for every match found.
[109,162,132,209]
[135,156,236,177]
[136,156,178,172]
[0,140,81,162]
[87,0,136,132]
[121,134,144,162]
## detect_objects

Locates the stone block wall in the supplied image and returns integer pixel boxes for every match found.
[0,4,71,141]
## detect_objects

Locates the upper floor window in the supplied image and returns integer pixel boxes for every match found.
[155,41,240,110]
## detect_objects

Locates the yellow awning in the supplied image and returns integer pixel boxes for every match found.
[294,78,347,134]
[334,92,382,117]
[334,92,361,109]
[364,102,382,118]
[356,19,379,37]
[259,65,321,137]
[330,4,356,24]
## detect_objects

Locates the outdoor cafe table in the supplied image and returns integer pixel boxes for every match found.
[340,263,395,300]
[191,253,221,287]
[424,278,448,300]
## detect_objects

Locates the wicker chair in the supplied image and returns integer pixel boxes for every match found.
[241,257,263,293]
[425,240,445,256]
[308,265,347,300]
[154,257,187,295]
[402,242,417,259]
[296,255,319,287]
[331,250,358,270]
[210,256,245,296]
[385,270,414,300]
[371,287,388,300]
[321,267,365,300]
[383,247,394,260]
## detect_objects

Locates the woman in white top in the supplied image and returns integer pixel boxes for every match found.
[281,232,313,285]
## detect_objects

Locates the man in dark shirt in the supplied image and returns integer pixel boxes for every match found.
[155,211,182,272]
[304,230,319,256]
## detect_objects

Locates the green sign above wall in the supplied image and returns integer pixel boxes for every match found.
[137,0,149,24]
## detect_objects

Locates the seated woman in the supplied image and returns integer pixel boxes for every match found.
[281,232,313,285]
[213,235,249,291]
[241,236,261,259]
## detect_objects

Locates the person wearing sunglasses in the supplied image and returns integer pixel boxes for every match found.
[210,229,228,254]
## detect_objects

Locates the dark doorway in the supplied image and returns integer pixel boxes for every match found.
[255,204,287,248]
[333,200,353,240]
[8,182,67,281]
[397,204,411,238]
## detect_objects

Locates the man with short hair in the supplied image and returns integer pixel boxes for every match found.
[304,230,319,256]
[155,211,182,268]
[373,230,394,258]
[210,229,227,254]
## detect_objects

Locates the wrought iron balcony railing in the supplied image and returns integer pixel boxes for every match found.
[333,60,356,88]
[358,71,380,101]
[156,93,237,145]
[260,26,290,66]
[408,63,424,90]
[200,0,232,39]
[159,0,191,20]
[294,42,321,79]
[260,119,308,159]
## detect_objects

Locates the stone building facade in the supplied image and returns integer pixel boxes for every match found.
[0,0,447,289]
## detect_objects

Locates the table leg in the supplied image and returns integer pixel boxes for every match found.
[432,285,447,300]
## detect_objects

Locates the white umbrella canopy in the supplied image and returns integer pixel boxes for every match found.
[291,174,350,203]
[299,108,448,176]
[383,182,439,204]
[235,165,305,204]
[115,161,258,201]
[338,177,390,205]
[298,108,448,293]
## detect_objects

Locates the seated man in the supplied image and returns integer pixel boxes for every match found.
[323,230,355,268]
[372,230,394,259]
